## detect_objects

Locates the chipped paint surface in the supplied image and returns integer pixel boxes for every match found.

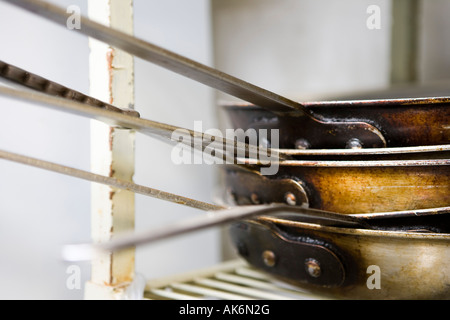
[106,48,115,105]
[87,0,136,298]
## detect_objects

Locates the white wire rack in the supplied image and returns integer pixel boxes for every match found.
[144,259,326,300]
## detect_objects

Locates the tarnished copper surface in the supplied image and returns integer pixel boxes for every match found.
[3,0,450,300]
[224,98,449,148]
[229,219,450,299]
[225,168,309,207]
[225,160,449,214]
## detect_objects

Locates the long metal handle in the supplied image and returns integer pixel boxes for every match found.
[0,60,140,117]
[62,203,450,262]
[1,0,312,118]
[2,145,446,253]
[0,85,284,165]
[0,149,223,212]
[1,143,446,261]
[62,204,367,261]
[2,0,390,150]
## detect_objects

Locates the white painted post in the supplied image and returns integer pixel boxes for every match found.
[84,0,136,300]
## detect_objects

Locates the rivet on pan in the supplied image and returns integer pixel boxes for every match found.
[250,193,260,204]
[295,139,310,150]
[305,258,321,278]
[285,192,297,206]
[346,138,363,149]
[262,250,276,267]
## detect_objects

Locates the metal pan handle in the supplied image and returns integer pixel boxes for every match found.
[2,0,388,150]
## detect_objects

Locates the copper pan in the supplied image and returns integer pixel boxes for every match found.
[224,156,449,214]
[228,214,450,300]
[223,98,450,150]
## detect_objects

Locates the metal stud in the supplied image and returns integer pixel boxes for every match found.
[346,138,363,149]
[295,138,310,150]
[262,250,276,267]
[250,193,260,204]
[305,258,321,278]
[285,192,297,206]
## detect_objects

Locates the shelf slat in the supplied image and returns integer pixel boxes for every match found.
[145,259,326,300]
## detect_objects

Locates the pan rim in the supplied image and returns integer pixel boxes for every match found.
[256,218,450,240]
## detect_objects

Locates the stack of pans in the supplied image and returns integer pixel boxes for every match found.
[223,98,449,299]
[4,0,448,300]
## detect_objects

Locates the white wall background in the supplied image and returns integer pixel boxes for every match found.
[0,0,91,299]
[420,0,450,84]
[212,0,392,103]
[0,0,448,300]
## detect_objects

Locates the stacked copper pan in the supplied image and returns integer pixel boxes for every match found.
[3,0,449,301]
[223,98,450,299]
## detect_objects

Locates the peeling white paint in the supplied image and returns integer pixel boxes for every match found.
[87,0,136,299]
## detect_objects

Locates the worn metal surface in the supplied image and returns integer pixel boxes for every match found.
[229,219,450,300]
[230,221,346,288]
[225,160,449,214]
[4,146,448,234]
[225,168,309,207]
[2,74,447,216]
[2,0,449,301]
[224,99,450,149]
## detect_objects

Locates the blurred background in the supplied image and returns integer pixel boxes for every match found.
[0,0,448,299]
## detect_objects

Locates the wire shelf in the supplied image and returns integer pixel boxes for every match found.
[144,259,325,300]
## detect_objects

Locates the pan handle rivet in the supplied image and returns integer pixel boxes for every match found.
[285,192,297,206]
[262,250,276,267]
[346,138,363,149]
[305,258,321,278]
[250,193,260,204]
[295,139,310,150]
